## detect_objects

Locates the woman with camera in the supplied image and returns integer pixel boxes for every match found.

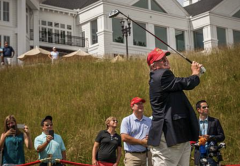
[92,116,122,166]
[0,115,33,165]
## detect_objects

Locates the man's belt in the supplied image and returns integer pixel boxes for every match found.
[125,150,147,154]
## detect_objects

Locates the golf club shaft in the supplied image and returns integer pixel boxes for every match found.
[120,12,192,63]
[119,11,206,73]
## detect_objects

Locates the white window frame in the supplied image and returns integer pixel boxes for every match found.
[91,19,98,45]
[39,19,73,44]
[0,31,11,46]
[3,1,9,21]
[0,0,12,26]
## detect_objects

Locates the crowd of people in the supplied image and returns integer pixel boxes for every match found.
[0,41,59,67]
[0,48,225,166]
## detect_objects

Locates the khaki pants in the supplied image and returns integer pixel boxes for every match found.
[3,57,12,65]
[150,133,191,166]
[124,152,147,166]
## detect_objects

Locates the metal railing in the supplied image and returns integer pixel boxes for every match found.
[30,30,85,47]
[39,31,85,47]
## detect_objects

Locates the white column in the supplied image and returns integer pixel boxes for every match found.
[17,0,27,64]
[97,15,113,56]
[148,0,151,10]
[147,23,155,50]
[168,27,176,51]
[33,10,39,47]
[203,25,218,51]
[185,30,192,51]
[226,28,234,46]
[128,21,133,47]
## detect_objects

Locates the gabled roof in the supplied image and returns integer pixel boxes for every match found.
[184,0,223,16]
[42,0,100,9]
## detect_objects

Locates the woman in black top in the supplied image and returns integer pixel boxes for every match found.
[92,116,122,166]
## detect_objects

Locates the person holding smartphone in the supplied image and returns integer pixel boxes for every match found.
[34,116,66,166]
[0,115,33,165]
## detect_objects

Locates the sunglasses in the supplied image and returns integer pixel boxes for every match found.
[201,106,209,109]
[44,124,53,127]
[112,120,118,123]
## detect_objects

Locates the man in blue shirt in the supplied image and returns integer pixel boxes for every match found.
[34,116,66,166]
[2,41,15,66]
[120,97,152,166]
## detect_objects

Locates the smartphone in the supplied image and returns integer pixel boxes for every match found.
[17,124,25,129]
[48,130,54,139]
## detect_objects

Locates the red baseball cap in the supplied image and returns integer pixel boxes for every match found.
[147,48,171,66]
[130,97,146,107]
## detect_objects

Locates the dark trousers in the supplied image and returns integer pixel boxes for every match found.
[40,163,63,166]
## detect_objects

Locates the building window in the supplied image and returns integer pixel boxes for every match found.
[48,21,53,27]
[217,27,226,46]
[67,25,72,30]
[155,26,167,50]
[48,28,53,43]
[175,30,185,51]
[41,27,47,42]
[112,18,124,43]
[54,30,59,43]
[54,22,59,28]
[91,19,98,45]
[4,36,10,44]
[233,30,240,44]
[232,9,240,18]
[60,30,65,44]
[133,22,146,47]
[3,1,9,21]
[193,28,204,50]
[26,14,28,33]
[60,24,65,29]
[133,0,148,9]
[151,0,166,13]
[41,20,46,26]
[67,31,72,45]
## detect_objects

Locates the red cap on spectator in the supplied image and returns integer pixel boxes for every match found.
[130,97,146,107]
[147,48,170,66]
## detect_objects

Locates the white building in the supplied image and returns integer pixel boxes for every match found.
[0,0,240,63]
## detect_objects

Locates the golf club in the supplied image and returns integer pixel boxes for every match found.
[109,9,206,74]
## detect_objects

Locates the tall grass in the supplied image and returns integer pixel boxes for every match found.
[0,46,240,165]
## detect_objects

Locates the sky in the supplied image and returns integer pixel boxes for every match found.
[177,0,184,6]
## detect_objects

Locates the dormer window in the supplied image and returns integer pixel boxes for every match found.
[151,0,166,13]
[132,0,148,9]
[132,0,166,13]
[233,9,240,18]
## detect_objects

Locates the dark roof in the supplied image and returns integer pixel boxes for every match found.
[42,0,100,10]
[184,0,223,16]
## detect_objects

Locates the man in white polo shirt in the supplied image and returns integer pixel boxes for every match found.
[121,97,152,166]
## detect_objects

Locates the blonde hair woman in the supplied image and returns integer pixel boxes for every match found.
[92,117,122,166]
[0,115,33,165]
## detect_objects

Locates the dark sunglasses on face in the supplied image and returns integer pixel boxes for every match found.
[112,120,118,123]
[202,106,209,109]
[44,124,53,127]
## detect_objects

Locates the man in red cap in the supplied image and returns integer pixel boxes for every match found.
[120,97,152,166]
[147,48,202,166]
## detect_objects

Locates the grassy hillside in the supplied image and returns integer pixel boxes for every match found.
[0,46,240,165]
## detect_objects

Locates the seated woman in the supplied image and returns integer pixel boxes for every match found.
[92,116,122,166]
[0,115,33,165]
